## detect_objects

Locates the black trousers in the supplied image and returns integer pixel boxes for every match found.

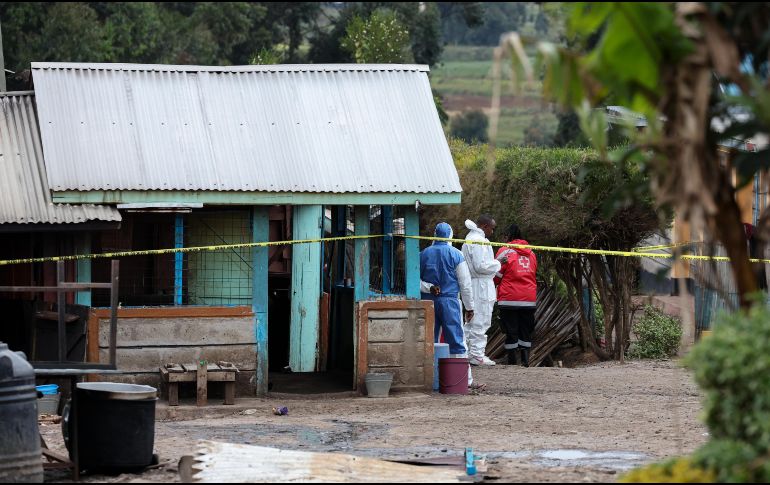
[499,307,536,349]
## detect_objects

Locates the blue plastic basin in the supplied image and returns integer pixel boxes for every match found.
[36,384,59,395]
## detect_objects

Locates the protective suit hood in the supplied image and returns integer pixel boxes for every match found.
[465,219,484,235]
[434,222,453,244]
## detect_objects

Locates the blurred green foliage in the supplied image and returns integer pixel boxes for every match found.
[627,305,682,359]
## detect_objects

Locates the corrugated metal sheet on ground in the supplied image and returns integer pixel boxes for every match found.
[31,63,462,195]
[0,92,121,225]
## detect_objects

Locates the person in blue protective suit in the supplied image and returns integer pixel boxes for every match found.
[420,222,480,388]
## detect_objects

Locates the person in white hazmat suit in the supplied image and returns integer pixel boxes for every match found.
[420,222,480,388]
[462,216,503,366]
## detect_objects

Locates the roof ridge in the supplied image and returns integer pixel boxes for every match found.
[31,62,430,73]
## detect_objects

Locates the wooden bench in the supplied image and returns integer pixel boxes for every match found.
[160,361,238,406]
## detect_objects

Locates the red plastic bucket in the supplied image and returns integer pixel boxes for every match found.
[438,357,469,395]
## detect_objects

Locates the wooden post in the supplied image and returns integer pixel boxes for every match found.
[75,234,91,306]
[252,207,269,396]
[224,381,235,405]
[197,360,208,407]
[353,206,370,391]
[57,261,66,361]
[109,261,119,367]
[333,206,347,285]
[290,205,323,372]
[404,208,421,299]
[169,382,179,407]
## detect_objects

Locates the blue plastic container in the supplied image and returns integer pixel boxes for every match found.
[36,384,59,396]
[433,343,450,391]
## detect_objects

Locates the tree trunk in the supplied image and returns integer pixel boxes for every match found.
[712,185,758,308]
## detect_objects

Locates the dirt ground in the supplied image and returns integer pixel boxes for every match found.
[41,359,707,483]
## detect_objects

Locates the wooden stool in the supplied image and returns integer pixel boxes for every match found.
[160,362,237,406]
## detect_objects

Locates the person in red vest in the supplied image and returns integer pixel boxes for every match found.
[494,224,537,366]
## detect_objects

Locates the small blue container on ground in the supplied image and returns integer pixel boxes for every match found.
[36,384,61,415]
[36,384,59,395]
[433,343,450,391]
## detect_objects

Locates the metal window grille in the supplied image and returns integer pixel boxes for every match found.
[92,210,253,307]
[368,205,407,298]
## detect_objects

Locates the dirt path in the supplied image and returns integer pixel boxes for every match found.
[41,360,707,483]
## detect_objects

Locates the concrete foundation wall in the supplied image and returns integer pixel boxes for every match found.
[357,300,434,394]
[88,307,256,395]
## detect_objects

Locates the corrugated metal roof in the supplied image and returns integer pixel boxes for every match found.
[0,92,121,225]
[31,62,462,194]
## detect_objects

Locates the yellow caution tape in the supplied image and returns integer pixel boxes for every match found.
[631,241,703,252]
[0,235,383,267]
[0,233,765,266]
[399,235,770,264]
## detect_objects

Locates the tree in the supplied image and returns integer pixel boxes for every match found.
[102,2,167,63]
[340,9,411,64]
[187,3,256,64]
[522,114,554,147]
[433,90,450,126]
[0,2,48,74]
[437,1,485,48]
[424,140,661,361]
[35,3,110,64]
[501,2,770,308]
[309,2,481,66]
[534,9,549,36]
[451,110,489,143]
[553,110,590,148]
[442,2,528,46]
[261,3,321,63]
[409,2,442,66]
[0,2,313,73]
[250,47,285,65]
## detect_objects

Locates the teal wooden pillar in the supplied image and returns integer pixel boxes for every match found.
[290,205,323,372]
[75,233,91,306]
[252,207,270,395]
[174,214,184,305]
[354,206,370,302]
[405,208,421,299]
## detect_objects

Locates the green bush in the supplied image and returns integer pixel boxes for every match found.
[593,291,605,339]
[341,9,411,64]
[450,110,489,143]
[684,303,770,455]
[426,140,660,249]
[693,439,770,483]
[619,457,715,483]
[627,305,682,359]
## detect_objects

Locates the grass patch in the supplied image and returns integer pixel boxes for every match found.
[432,47,551,145]
[495,109,558,146]
[443,108,558,147]
[441,45,496,62]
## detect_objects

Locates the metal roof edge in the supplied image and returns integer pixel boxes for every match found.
[0,90,35,97]
[31,62,431,73]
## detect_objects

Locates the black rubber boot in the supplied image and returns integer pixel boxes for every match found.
[507,349,519,365]
[520,348,530,367]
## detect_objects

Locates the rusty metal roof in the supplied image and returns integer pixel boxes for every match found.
[0,92,121,225]
[31,63,462,195]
